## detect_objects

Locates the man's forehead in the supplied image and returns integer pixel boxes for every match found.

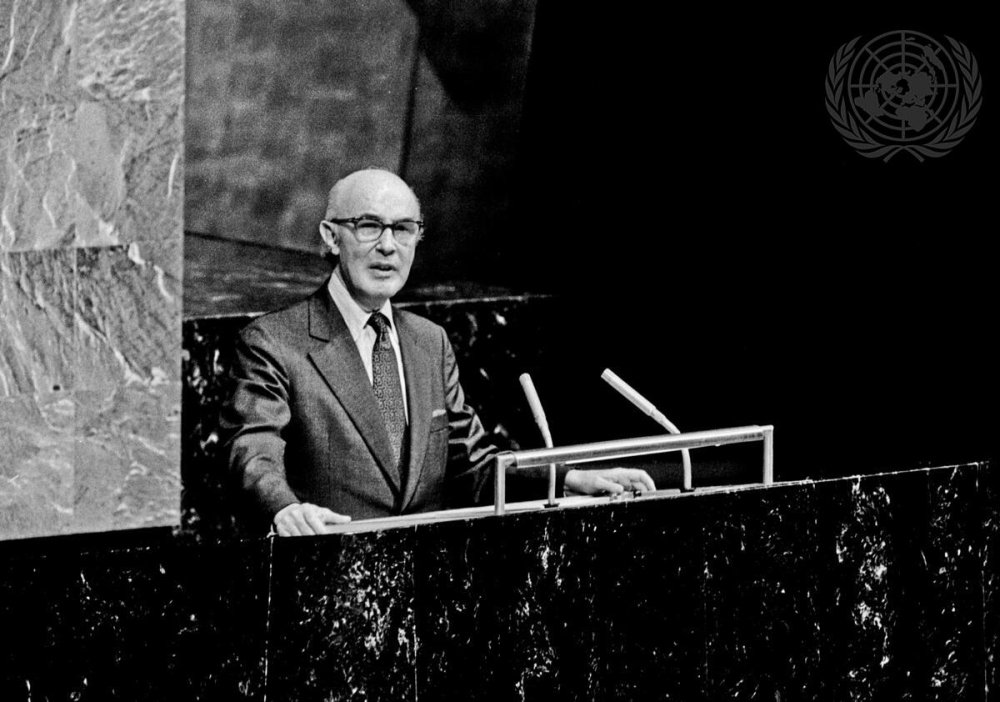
[334,170,419,215]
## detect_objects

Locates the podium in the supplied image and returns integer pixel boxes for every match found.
[0,452,995,701]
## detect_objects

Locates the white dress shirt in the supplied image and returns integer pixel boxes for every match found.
[327,269,409,421]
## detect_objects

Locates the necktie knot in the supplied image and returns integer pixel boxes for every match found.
[368,312,392,347]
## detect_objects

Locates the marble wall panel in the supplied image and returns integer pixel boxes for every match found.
[0,1,78,251]
[72,0,184,102]
[72,242,182,532]
[0,0,184,540]
[0,392,75,539]
[69,99,183,248]
[0,0,183,252]
[0,249,76,397]
[75,242,181,390]
[74,383,181,532]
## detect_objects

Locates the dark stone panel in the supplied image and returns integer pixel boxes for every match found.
[182,316,253,537]
[0,529,269,702]
[601,496,708,702]
[412,506,611,702]
[819,467,986,702]
[821,472,925,702]
[703,483,828,702]
[0,463,993,700]
[267,530,418,702]
[983,463,1000,702]
[922,465,986,702]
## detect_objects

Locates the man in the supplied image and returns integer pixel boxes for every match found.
[223,168,654,536]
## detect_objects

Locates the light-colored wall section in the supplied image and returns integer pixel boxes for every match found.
[0,0,183,540]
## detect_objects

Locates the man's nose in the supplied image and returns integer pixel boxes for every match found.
[375,226,397,253]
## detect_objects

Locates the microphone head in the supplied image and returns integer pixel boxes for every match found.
[519,372,553,446]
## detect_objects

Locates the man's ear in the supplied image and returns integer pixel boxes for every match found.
[319,221,340,256]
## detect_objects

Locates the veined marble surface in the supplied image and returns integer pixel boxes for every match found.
[0,0,185,540]
[0,0,183,252]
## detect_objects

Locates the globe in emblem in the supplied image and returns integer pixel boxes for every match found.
[848,30,961,143]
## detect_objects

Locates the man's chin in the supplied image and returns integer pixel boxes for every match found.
[360,279,403,304]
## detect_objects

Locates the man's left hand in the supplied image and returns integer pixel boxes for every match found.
[564,468,656,496]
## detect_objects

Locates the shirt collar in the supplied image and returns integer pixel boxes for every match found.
[327,268,395,342]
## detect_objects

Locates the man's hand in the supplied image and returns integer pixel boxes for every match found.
[564,468,656,496]
[273,502,351,536]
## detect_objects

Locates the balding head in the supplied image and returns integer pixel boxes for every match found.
[324,168,421,221]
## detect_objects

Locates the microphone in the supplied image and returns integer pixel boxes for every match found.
[519,373,558,506]
[601,369,693,491]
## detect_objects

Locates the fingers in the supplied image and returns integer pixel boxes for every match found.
[303,506,328,535]
[273,503,351,537]
[594,476,625,494]
[318,507,352,525]
[632,471,657,492]
[273,509,304,537]
[607,468,655,492]
[565,468,657,496]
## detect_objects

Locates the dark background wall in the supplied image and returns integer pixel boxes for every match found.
[185,0,537,284]
[510,2,997,480]
[184,1,996,485]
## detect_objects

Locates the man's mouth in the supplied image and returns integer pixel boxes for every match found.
[370,263,396,273]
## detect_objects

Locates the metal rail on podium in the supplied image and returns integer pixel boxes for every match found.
[326,425,774,533]
[494,425,774,516]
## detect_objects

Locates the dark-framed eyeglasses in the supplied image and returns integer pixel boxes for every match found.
[324,216,424,245]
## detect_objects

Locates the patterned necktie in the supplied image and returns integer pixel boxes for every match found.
[367,312,407,469]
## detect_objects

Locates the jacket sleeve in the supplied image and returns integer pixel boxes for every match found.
[220,324,301,518]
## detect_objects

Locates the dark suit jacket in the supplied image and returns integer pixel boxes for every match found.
[222,283,556,523]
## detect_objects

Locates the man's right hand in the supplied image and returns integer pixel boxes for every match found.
[273,502,351,536]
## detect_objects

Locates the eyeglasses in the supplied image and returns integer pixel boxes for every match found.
[324,216,424,245]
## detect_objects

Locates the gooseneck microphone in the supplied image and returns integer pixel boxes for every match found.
[601,369,693,491]
[518,373,558,506]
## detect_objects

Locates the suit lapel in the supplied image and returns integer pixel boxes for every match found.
[397,313,433,510]
[306,291,401,497]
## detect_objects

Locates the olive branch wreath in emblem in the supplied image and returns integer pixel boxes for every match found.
[825,35,982,162]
